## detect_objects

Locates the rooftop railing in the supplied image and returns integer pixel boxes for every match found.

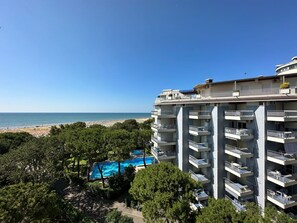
[225,127,253,136]
[225,178,253,193]
[225,161,252,174]
[267,189,297,205]
[267,130,297,139]
[225,110,254,118]
[225,144,253,156]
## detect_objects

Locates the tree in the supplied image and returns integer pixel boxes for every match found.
[129,162,199,223]
[263,205,296,223]
[133,129,152,168]
[106,209,133,223]
[80,126,108,184]
[0,183,91,222]
[196,198,238,223]
[0,132,34,154]
[105,129,134,175]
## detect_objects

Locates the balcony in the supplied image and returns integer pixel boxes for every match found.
[189,126,210,136]
[225,110,254,121]
[189,155,210,169]
[267,189,297,209]
[225,128,253,140]
[190,202,205,210]
[267,171,297,187]
[151,110,176,118]
[151,136,176,146]
[225,144,253,159]
[225,161,253,178]
[193,189,209,201]
[189,111,211,120]
[267,150,297,165]
[151,124,176,133]
[267,130,297,143]
[267,110,297,122]
[225,196,246,212]
[151,147,176,161]
[189,140,210,152]
[190,170,210,184]
[224,178,253,198]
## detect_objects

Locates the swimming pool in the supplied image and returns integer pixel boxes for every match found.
[131,149,143,156]
[90,156,155,179]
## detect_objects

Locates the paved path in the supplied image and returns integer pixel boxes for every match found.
[112,201,144,223]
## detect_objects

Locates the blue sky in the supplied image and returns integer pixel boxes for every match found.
[0,0,297,112]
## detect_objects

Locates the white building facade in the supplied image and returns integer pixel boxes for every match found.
[151,57,297,214]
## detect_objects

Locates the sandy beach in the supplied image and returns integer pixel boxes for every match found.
[0,118,149,137]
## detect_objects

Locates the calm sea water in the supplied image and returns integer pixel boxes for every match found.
[0,113,150,129]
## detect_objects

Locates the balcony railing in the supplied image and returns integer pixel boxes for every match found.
[267,150,297,165]
[267,130,297,139]
[193,189,209,201]
[189,126,210,136]
[267,110,297,121]
[225,195,246,211]
[225,110,254,120]
[151,147,176,160]
[151,110,176,117]
[267,171,297,187]
[225,178,253,197]
[189,111,211,119]
[267,189,297,209]
[189,170,210,184]
[225,127,253,140]
[225,161,253,177]
[151,123,176,130]
[225,144,253,158]
[189,140,210,152]
[151,136,176,145]
[189,155,210,168]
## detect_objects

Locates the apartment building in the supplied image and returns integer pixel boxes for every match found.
[151,56,297,214]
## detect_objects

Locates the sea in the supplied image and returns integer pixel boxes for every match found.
[0,113,151,129]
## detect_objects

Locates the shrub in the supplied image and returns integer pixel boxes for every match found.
[105,209,133,223]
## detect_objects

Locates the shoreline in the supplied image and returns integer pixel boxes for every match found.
[0,118,149,137]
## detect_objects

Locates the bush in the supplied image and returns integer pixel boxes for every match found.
[106,209,133,223]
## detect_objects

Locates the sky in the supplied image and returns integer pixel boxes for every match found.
[0,0,297,112]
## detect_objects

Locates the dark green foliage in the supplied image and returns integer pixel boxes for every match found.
[196,198,237,223]
[263,205,297,223]
[0,182,91,223]
[0,132,34,154]
[139,118,154,130]
[106,209,133,223]
[129,162,199,223]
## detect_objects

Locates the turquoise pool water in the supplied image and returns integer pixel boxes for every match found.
[90,156,155,179]
[131,149,143,156]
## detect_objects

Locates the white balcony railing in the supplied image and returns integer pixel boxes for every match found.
[225,178,253,197]
[189,140,210,152]
[267,150,297,165]
[189,155,210,168]
[225,144,253,158]
[151,147,176,160]
[193,189,209,201]
[189,111,211,119]
[151,123,176,131]
[189,126,210,136]
[225,195,246,211]
[267,171,297,187]
[267,110,297,122]
[151,136,176,145]
[267,189,297,209]
[189,170,210,184]
[225,127,253,140]
[225,110,254,120]
[225,161,253,177]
